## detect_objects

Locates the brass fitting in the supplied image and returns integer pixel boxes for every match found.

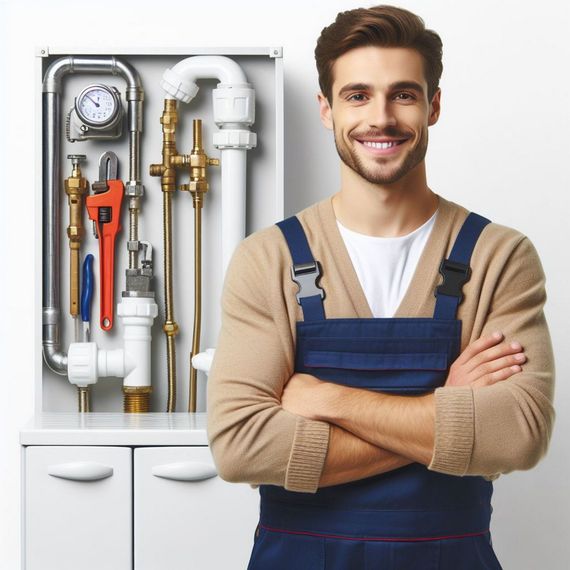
[179,120,220,202]
[65,155,88,317]
[78,387,90,413]
[123,386,152,413]
[149,99,188,193]
[163,320,179,337]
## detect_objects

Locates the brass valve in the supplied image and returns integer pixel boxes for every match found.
[179,120,220,201]
[149,99,181,193]
[65,154,88,317]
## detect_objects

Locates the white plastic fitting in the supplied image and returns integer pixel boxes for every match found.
[117,296,158,388]
[67,343,129,387]
[161,56,249,103]
[212,84,255,127]
[191,348,216,374]
[67,296,158,389]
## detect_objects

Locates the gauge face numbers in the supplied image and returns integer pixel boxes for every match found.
[76,85,119,127]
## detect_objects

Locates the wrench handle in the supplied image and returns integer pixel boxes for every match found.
[99,226,117,331]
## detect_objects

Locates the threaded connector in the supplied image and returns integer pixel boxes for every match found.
[123,386,152,413]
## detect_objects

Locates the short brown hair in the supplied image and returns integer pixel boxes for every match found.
[315,5,443,104]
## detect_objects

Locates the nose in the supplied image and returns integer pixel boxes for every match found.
[367,96,397,129]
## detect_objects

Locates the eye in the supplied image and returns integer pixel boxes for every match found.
[395,92,415,101]
[347,93,367,102]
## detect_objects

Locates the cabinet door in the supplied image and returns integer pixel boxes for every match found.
[134,447,260,570]
[24,446,132,570]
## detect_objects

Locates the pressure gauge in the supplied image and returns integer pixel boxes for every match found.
[66,84,124,142]
[76,84,121,127]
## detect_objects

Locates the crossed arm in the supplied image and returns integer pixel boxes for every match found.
[280,330,530,487]
[208,235,554,493]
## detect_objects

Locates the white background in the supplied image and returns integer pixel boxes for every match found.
[1,0,568,568]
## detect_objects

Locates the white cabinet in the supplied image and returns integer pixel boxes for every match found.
[24,446,132,570]
[21,418,262,570]
[134,447,259,570]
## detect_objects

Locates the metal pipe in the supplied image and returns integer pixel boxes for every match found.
[78,387,90,413]
[189,195,202,412]
[42,56,144,375]
[163,190,177,412]
[150,99,184,412]
[184,119,218,412]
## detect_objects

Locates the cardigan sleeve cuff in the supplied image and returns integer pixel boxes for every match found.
[285,417,330,493]
[428,386,475,476]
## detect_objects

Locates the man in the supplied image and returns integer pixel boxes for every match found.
[207,5,555,569]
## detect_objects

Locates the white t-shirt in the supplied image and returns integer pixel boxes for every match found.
[336,209,438,317]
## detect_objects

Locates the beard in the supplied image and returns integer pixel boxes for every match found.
[333,125,428,185]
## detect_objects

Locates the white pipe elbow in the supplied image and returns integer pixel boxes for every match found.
[162,56,249,103]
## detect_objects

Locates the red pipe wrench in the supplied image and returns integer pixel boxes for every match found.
[86,151,123,331]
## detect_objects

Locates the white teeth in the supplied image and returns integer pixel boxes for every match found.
[362,140,401,149]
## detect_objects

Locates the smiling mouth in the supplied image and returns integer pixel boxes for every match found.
[357,139,408,149]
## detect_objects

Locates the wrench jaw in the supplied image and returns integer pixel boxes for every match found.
[98,151,119,183]
[85,151,124,331]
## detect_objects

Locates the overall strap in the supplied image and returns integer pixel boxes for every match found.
[434,212,492,320]
[276,216,326,321]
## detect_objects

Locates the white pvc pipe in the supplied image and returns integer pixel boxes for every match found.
[168,55,248,89]
[117,296,158,388]
[220,149,248,274]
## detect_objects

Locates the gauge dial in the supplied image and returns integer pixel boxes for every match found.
[76,85,119,127]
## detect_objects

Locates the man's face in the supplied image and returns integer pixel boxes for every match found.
[319,45,441,185]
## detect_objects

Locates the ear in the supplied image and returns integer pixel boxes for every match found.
[317,92,333,130]
[428,88,441,126]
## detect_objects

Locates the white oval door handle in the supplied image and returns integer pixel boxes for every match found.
[48,461,114,481]
[152,461,218,481]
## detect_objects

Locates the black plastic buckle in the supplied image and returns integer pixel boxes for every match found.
[435,258,471,302]
[290,261,325,305]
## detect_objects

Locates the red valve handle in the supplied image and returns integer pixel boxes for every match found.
[85,180,124,331]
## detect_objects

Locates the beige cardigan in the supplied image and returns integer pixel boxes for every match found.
[207,193,555,493]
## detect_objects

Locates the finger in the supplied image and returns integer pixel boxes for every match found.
[472,364,522,388]
[454,332,504,366]
[465,341,526,376]
[471,354,526,381]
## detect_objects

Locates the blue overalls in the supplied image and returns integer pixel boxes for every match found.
[247,211,503,570]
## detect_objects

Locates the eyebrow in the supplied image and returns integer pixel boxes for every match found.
[338,80,425,98]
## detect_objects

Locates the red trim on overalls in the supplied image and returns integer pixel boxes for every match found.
[260,524,489,543]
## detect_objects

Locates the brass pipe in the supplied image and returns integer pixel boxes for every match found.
[180,120,219,412]
[188,197,202,412]
[150,99,187,412]
[78,387,90,413]
[64,155,88,318]
[163,190,178,412]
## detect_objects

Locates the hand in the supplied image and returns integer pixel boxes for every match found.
[281,373,327,419]
[445,332,526,389]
